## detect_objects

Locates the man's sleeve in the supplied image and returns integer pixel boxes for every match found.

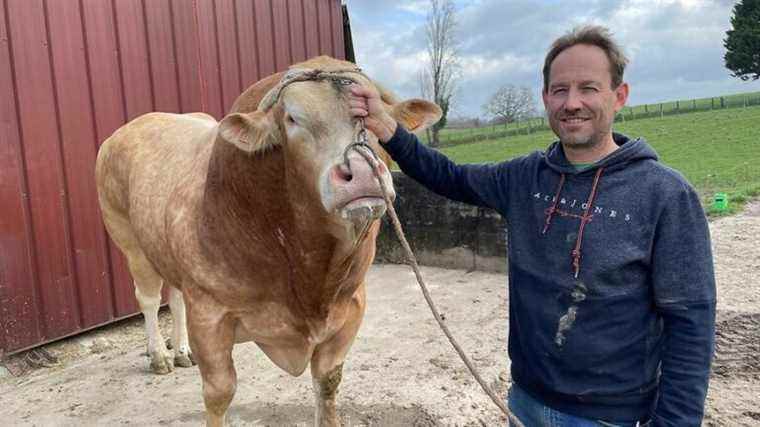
[382,124,510,210]
[650,182,717,426]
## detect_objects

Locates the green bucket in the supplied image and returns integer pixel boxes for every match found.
[713,192,729,211]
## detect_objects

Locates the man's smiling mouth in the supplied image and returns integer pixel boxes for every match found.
[561,117,590,123]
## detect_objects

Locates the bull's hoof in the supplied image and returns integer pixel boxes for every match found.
[149,351,174,374]
[318,417,340,427]
[174,352,196,368]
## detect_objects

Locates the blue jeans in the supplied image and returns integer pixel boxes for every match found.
[507,384,651,427]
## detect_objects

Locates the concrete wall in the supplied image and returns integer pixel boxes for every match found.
[375,172,508,273]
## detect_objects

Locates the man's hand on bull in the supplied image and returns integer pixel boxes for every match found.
[349,85,398,143]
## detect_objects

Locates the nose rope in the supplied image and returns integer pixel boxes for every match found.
[342,118,379,169]
[345,125,524,426]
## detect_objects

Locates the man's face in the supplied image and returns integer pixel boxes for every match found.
[542,44,628,148]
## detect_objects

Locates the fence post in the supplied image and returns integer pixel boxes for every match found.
[744,95,748,108]
[660,103,663,118]
[711,97,715,109]
[721,97,725,108]
[692,99,696,111]
[676,100,680,112]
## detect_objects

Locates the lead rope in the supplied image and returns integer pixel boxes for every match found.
[346,125,525,427]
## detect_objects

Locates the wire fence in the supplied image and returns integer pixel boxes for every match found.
[427,92,760,147]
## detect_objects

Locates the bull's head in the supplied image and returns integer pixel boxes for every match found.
[217,65,441,240]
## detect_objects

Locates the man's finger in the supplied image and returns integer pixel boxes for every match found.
[350,84,376,99]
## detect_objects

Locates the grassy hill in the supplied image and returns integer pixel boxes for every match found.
[434,91,760,146]
[437,105,760,215]
[622,91,760,119]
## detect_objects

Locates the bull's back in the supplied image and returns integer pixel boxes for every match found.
[96,112,216,255]
[97,112,214,205]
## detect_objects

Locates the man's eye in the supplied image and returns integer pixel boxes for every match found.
[553,88,567,95]
[582,86,598,92]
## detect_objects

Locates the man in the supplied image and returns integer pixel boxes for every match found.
[349,25,716,426]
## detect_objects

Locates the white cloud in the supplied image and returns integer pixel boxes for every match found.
[397,1,431,15]
[346,0,760,117]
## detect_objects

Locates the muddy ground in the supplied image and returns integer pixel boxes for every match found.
[1,200,758,426]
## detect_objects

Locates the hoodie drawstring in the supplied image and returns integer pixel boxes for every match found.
[541,167,606,278]
[542,173,566,235]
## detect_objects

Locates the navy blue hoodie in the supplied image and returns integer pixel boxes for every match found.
[383,125,716,426]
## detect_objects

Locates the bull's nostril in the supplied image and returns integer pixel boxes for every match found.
[335,164,353,182]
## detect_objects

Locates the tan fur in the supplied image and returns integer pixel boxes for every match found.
[95,56,440,427]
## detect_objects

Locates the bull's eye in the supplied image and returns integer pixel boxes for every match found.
[285,114,297,125]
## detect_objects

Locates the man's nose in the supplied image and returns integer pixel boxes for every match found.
[564,88,583,111]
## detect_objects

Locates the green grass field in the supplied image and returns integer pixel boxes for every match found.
[620,91,760,119]
[437,105,760,216]
[434,91,760,146]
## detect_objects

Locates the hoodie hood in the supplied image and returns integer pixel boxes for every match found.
[544,132,658,175]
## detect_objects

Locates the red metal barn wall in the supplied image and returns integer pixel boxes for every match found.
[0,0,347,355]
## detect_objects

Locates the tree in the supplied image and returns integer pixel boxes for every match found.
[724,0,760,81]
[482,84,537,125]
[420,0,459,147]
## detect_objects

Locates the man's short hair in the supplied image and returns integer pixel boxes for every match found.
[542,25,629,92]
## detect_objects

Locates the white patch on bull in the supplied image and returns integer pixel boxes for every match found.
[554,281,588,347]
[276,227,286,247]
[171,208,187,226]
[320,164,336,213]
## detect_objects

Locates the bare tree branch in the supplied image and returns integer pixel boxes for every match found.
[420,0,459,147]
[482,85,537,125]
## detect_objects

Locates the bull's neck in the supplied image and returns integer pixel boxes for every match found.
[201,140,372,318]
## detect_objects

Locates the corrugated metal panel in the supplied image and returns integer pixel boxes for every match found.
[0,0,347,356]
[0,0,41,352]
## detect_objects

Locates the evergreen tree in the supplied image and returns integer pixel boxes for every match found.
[724,0,760,81]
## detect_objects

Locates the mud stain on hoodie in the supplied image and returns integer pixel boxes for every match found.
[555,281,588,347]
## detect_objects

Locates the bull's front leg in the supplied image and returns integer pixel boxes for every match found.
[186,292,237,427]
[311,363,343,427]
[310,286,366,427]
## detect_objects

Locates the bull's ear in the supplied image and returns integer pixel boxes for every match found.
[389,99,442,133]
[218,111,277,153]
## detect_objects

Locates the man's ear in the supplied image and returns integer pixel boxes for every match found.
[542,89,549,111]
[218,111,277,153]
[389,99,442,133]
[613,82,630,113]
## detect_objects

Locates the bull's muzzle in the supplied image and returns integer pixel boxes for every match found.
[328,149,395,223]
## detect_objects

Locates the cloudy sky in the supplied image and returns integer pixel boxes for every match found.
[345,0,760,119]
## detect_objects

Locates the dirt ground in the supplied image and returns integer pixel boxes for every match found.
[1,200,758,426]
